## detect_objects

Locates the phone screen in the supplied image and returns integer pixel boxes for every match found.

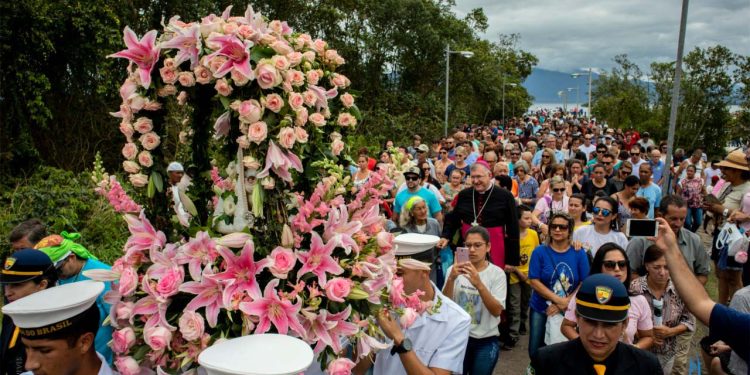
[628,219,658,237]
[456,247,470,264]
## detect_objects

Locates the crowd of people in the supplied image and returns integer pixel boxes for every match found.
[3,109,750,375]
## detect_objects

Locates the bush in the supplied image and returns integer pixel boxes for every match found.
[0,166,128,263]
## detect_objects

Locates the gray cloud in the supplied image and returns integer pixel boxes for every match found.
[454,0,750,74]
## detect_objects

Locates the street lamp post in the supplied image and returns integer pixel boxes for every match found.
[502,78,517,122]
[444,44,474,137]
[572,68,594,118]
[558,90,568,112]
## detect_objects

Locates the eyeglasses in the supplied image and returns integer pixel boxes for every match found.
[603,260,628,270]
[511,152,520,156]
[602,162,612,165]
[542,155,550,159]
[592,207,612,217]
[552,188,565,192]
[631,152,640,156]
[405,176,420,181]
[550,224,569,231]
[621,170,631,174]
[465,242,486,248]
[597,150,605,154]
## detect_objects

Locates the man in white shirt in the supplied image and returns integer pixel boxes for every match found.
[637,132,655,150]
[579,134,597,161]
[628,145,646,177]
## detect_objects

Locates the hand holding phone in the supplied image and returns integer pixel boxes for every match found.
[456,247,470,264]
[626,219,659,237]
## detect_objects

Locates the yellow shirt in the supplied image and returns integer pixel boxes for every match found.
[574,221,591,231]
[512,228,539,284]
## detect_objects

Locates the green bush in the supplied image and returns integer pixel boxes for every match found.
[0,166,129,263]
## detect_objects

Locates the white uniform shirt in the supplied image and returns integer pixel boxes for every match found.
[373,285,471,375]
[22,353,114,375]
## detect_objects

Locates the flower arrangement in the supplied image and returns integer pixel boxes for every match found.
[100,4,429,374]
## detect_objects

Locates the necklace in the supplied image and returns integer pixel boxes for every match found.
[471,184,494,226]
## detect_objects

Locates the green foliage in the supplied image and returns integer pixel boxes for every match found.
[0,167,129,263]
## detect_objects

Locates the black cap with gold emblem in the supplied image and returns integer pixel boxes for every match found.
[0,248,55,284]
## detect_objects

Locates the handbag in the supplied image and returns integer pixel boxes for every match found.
[540,245,568,345]
[716,222,745,270]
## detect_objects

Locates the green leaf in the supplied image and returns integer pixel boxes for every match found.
[250,46,276,62]
[151,171,163,193]
[220,96,230,110]
[350,106,362,121]
[147,175,155,198]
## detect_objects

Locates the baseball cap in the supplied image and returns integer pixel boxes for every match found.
[1,249,55,284]
[404,166,421,177]
[417,144,429,153]
[576,274,630,322]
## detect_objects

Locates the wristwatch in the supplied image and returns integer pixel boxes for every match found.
[723,208,730,218]
[391,337,413,355]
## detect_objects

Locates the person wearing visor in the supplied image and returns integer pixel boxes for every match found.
[529,274,662,374]
[1,249,58,375]
[2,281,114,375]
[35,232,113,364]
[354,233,471,375]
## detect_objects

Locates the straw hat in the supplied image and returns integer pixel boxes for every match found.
[715,150,749,171]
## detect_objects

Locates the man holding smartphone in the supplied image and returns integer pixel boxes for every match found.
[626,195,711,374]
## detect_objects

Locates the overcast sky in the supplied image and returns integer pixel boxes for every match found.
[453,0,750,74]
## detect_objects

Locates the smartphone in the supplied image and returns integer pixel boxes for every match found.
[705,194,721,205]
[626,219,659,237]
[456,247,470,264]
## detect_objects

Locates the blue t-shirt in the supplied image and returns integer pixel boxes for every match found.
[709,303,750,365]
[636,183,662,218]
[59,259,113,364]
[649,160,665,183]
[528,245,590,314]
[394,187,442,216]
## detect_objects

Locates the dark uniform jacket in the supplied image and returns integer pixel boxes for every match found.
[528,338,663,375]
[1,315,25,375]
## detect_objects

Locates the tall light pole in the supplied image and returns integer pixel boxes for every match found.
[502,78,517,122]
[572,68,595,118]
[444,44,474,137]
[558,90,568,113]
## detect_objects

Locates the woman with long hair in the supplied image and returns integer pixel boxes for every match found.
[581,164,615,210]
[612,175,640,230]
[434,148,454,184]
[568,194,590,230]
[532,176,569,231]
[537,164,572,198]
[567,159,588,195]
[444,146,471,181]
[352,154,372,193]
[572,196,628,258]
[527,212,590,357]
[533,148,558,182]
[561,243,654,349]
[630,245,694,374]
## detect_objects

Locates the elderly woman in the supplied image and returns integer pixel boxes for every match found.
[399,196,442,284]
[439,162,520,270]
[630,245,694,374]
[515,160,539,208]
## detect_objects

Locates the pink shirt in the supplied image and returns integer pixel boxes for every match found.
[565,291,653,344]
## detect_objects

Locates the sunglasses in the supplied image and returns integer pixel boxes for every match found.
[602,162,612,165]
[542,155,550,158]
[405,176,420,181]
[511,152,520,156]
[621,170,631,174]
[592,207,612,217]
[552,188,565,192]
[631,152,640,156]
[603,260,628,270]
[550,224,569,231]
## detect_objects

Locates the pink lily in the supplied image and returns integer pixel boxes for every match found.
[302,307,358,353]
[180,266,225,327]
[175,231,219,281]
[209,240,268,306]
[239,279,305,335]
[108,26,161,89]
[356,332,390,359]
[296,232,344,287]
[132,295,174,330]
[206,34,254,78]
[257,141,303,183]
[307,85,338,111]
[323,204,361,254]
[213,111,231,139]
[123,211,167,260]
[160,24,201,68]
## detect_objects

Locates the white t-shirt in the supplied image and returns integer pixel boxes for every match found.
[572,225,629,258]
[446,263,506,339]
[579,144,597,160]
[704,166,721,188]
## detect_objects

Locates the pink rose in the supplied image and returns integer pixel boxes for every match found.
[242,156,261,170]
[214,78,233,96]
[303,90,317,106]
[297,34,312,48]
[129,173,148,187]
[119,121,134,140]
[122,143,138,160]
[286,69,305,87]
[155,268,183,299]
[376,232,393,251]
[194,65,212,84]
[267,246,297,278]
[178,310,205,341]
[331,73,351,88]
[177,91,188,106]
[238,24,256,40]
[325,277,352,302]
[327,358,356,375]
[236,135,250,149]
[114,301,134,321]
[114,356,141,375]
[324,49,345,66]
[160,67,178,84]
[122,161,141,174]
[259,33,277,45]
[277,127,296,149]
[288,92,305,111]
[223,22,238,35]
[337,113,357,127]
[142,100,162,111]
[137,151,153,168]
[305,69,321,85]
[157,84,177,97]
[271,40,293,55]
[208,56,228,74]
[178,72,196,87]
[163,58,176,69]
[309,112,326,127]
[236,99,262,123]
[144,325,172,351]
[340,93,355,108]
[294,127,308,143]
[264,93,284,113]
[247,121,268,144]
[231,68,252,86]
[302,51,316,64]
[133,117,153,134]
[255,61,282,89]
[295,108,308,127]
[112,327,136,354]
[271,55,290,71]
[399,307,419,328]
[312,39,327,53]
[139,132,161,151]
[287,52,302,66]
[331,139,345,156]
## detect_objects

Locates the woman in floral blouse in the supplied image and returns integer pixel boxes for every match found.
[630,245,695,374]
[677,164,706,232]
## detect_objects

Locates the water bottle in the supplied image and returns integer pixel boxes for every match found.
[653,298,663,326]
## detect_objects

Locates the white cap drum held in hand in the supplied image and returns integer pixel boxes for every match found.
[198,334,314,375]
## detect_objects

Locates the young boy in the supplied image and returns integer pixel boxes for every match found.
[502,205,539,350]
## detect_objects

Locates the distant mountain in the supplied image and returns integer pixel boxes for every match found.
[522,68,599,104]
